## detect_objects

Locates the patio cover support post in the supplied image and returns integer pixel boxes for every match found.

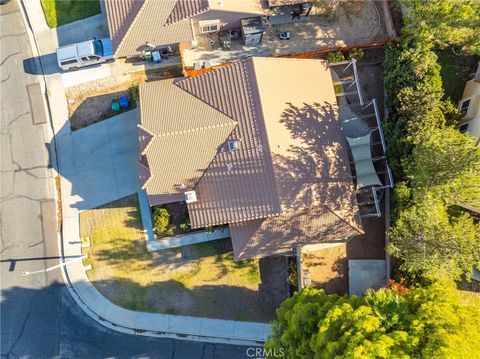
[372,99,386,152]
[352,60,364,105]
[343,60,353,72]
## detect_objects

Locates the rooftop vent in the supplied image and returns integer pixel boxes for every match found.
[185,191,197,204]
[228,140,239,152]
[226,163,233,172]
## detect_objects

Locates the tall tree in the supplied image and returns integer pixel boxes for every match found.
[402,0,480,54]
[387,128,480,280]
[266,283,480,359]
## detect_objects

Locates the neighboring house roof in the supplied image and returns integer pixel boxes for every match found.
[138,79,237,198]
[457,203,480,216]
[105,0,205,57]
[165,0,210,25]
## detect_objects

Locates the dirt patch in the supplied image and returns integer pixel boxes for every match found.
[357,47,386,113]
[302,204,386,295]
[66,65,182,131]
[258,256,289,318]
[303,246,349,295]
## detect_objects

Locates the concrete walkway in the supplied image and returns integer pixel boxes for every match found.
[20,0,271,345]
[137,189,155,242]
[147,228,231,252]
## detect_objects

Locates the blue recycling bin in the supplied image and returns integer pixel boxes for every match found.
[119,96,130,109]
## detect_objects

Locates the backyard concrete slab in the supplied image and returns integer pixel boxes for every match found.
[348,259,386,296]
[57,110,140,210]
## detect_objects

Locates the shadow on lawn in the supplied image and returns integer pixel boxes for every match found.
[90,277,275,323]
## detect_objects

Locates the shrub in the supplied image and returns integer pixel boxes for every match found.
[266,282,480,358]
[179,217,191,231]
[347,47,364,60]
[130,85,139,103]
[325,50,345,63]
[152,207,174,236]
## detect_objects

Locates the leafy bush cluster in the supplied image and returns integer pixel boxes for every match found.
[152,207,174,236]
[384,2,480,281]
[325,48,364,63]
[267,282,480,358]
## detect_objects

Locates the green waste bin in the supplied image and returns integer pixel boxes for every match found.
[111,100,121,112]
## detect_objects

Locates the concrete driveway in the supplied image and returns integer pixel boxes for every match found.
[57,109,140,211]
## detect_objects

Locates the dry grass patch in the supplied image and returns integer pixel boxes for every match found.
[80,195,270,321]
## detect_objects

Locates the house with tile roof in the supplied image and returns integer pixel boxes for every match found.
[105,0,268,58]
[137,57,364,260]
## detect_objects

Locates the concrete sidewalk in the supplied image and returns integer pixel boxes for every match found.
[20,0,271,345]
[146,228,231,252]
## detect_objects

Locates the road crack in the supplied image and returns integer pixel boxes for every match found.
[0,51,20,67]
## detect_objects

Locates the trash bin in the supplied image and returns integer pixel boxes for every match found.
[111,100,121,112]
[119,96,130,109]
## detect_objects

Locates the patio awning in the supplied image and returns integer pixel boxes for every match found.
[347,133,382,189]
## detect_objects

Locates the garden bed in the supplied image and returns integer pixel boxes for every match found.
[152,202,197,238]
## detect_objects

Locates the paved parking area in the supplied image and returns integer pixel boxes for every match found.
[57,109,140,210]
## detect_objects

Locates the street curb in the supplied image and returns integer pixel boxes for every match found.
[17,0,270,346]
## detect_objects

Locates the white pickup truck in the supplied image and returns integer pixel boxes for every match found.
[56,38,114,71]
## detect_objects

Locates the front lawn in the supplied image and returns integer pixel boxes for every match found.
[80,195,271,321]
[41,0,101,28]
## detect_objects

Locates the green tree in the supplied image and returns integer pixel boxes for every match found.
[266,283,480,358]
[388,128,480,280]
[383,41,448,177]
[402,0,480,54]
[404,128,480,203]
[387,194,480,280]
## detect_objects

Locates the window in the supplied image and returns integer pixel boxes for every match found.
[459,122,469,133]
[60,59,78,65]
[81,56,89,62]
[201,24,219,33]
[199,20,220,33]
[93,40,103,56]
[460,99,470,114]
[228,140,239,152]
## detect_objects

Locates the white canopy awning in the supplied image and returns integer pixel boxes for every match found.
[347,133,382,189]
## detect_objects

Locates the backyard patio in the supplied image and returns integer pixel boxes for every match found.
[182,0,386,67]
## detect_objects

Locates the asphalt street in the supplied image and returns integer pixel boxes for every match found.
[0,2,255,358]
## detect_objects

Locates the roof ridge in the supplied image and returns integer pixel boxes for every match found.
[165,0,210,26]
[323,204,364,235]
[112,0,149,57]
[137,124,155,155]
[154,121,237,138]
[115,0,177,56]
[173,62,246,123]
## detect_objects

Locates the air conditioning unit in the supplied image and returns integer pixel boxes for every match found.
[185,190,197,204]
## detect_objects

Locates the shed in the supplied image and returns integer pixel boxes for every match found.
[240,17,264,46]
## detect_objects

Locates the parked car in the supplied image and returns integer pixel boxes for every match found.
[56,38,113,71]
[279,31,291,40]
